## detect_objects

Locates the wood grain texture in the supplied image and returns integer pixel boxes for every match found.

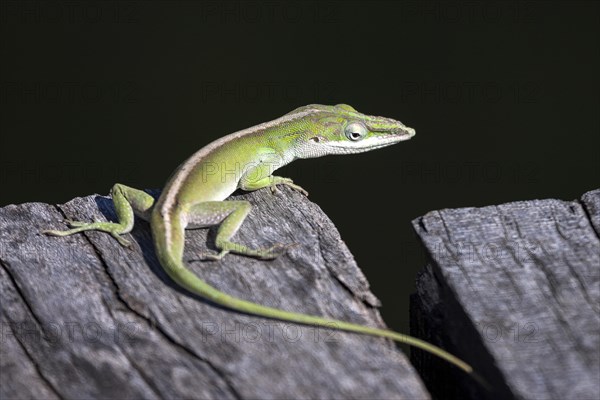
[0,187,429,400]
[411,189,600,400]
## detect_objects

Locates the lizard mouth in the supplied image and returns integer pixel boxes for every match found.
[371,127,416,144]
[321,132,414,153]
[392,127,416,140]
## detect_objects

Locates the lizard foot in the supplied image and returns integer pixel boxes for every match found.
[43,220,132,248]
[270,178,309,197]
[256,242,300,260]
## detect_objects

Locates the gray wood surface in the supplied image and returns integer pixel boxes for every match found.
[0,187,429,400]
[411,189,600,400]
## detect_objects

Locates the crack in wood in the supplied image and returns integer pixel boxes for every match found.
[0,260,64,400]
[51,204,243,400]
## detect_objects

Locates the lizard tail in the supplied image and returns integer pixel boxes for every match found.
[156,247,475,376]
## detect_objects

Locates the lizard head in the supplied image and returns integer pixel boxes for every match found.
[292,104,415,158]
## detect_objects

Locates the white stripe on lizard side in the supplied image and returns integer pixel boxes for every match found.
[160,108,321,245]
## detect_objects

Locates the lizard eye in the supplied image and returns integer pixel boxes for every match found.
[345,122,368,141]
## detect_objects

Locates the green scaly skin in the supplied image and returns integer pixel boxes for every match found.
[43,104,476,378]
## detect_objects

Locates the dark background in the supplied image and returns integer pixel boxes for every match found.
[1,1,599,335]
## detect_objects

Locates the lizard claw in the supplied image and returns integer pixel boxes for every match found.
[272,178,309,197]
[192,250,230,261]
[110,232,132,247]
[259,242,299,259]
[290,185,309,197]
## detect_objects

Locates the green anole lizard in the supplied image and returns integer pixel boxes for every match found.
[43,104,474,377]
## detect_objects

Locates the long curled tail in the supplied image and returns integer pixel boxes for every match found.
[158,249,474,375]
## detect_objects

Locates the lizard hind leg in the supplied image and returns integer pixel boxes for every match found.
[187,200,294,261]
[43,183,155,247]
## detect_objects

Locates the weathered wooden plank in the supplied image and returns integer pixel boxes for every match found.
[0,187,429,400]
[581,189,600,237]
[411,189,600,400]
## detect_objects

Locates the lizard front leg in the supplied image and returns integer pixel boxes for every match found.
[239,161,308,196]
[43,183,154,247]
